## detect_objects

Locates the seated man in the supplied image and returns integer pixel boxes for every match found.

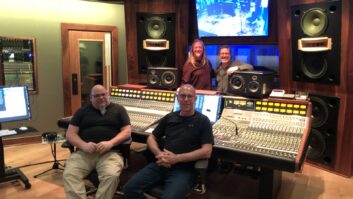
[123,84,214,199]
[63,84,131,199]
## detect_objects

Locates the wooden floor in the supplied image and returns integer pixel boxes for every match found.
[1,142,353,199]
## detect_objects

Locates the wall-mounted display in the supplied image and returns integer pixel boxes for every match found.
[0,37,37,93]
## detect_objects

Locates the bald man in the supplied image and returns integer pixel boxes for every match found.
[123,84,214,199]
[63,84,131,199]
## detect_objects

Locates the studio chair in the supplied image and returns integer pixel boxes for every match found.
[61,139,131,196]
[57,116,131,196]
[144,159,209,199]
[142,136,209,198]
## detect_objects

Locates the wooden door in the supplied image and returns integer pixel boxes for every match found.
[61,23,118,116]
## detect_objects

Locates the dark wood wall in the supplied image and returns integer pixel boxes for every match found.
[124,0,353,176]
[277,0,353,176]
[124,0,278,84]
[124,0,189,84]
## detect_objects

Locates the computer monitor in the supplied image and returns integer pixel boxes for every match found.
[0,86,31,123]
[173,94,222,124]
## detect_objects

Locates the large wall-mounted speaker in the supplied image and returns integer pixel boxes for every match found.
[227,71,275,98]
[147,67,180,90]
[291,1,341,84]
[136,12,176,74]
[307,94,340,168]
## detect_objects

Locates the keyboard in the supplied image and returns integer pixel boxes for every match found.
[0,129,17,137]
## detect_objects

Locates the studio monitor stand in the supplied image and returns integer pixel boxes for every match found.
[33,142,65,178]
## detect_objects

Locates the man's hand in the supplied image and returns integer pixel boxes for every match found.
[81,142,97,154]
[226,66,239,75]
[155,149,179,168]
[96,141,114,154]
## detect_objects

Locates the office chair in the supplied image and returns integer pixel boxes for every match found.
[144,159,208,198]
[142,137,209,198]
[57,117,131,196]
[61,138,131,196]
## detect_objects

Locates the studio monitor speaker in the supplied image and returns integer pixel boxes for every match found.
[227,71,275,98]
[136,12,176,74]
[291,0,341,84]
[307,94,339,168]
[147,67,180,90]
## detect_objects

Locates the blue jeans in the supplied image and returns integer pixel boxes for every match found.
[123,162,196,199]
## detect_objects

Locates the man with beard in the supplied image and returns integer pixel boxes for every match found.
[216,45,253,94]
[123,84,214,199]
[63,84,131,199]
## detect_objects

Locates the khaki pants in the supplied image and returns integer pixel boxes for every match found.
[63,150,124,199]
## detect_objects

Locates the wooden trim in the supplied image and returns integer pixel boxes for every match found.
[61,23,118,116]
[3,134,41,146]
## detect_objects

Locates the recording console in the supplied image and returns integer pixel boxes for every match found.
[212,96,311,199]
[213,96,311,172]
[110,86,175,135]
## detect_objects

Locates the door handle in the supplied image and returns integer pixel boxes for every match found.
[72,73,78,95]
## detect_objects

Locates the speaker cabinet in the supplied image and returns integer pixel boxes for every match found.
[291,1,341,84]
[307,94,339,168]
[227,71,275,98]
[147,67,180,90]
[136,12,176,74]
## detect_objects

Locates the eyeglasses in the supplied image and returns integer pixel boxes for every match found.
[177,94,195,99]
[91,92,108,98]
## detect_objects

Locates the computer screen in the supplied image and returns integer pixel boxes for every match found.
[173,94,222,123]
[0,86,31,123]
[196,0,269,37]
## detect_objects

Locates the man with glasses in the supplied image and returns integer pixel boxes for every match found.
[123,84,214,199]
[63,84,131,199]
[216,45,253,94]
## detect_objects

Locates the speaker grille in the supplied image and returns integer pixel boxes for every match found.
[306,94,339,167]
[145,16,167,39]
[301,52,328,79]
[136,12,176,74]
[301,8,328,37]
[227,71,275,98]
[147,67,180,90]
[291,1,341,84]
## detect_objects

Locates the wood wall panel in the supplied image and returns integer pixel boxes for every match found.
[124,0,353,176]
[277,0,353,176]
[125,0,279,84]
[125,0,189,84]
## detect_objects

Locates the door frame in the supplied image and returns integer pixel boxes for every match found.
[61,23,118,116]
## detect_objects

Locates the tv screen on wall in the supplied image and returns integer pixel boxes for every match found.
[196,0,269,37]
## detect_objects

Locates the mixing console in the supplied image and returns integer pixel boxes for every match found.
[213,96,311,172]
[110,87,175,132]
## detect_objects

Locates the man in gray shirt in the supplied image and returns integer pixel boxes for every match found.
[215,45,253,94]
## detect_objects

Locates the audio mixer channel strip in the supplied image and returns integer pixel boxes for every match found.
[213,96,312,172]
[110,87,175,133]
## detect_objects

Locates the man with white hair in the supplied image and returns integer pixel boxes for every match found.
[123,84,214,199]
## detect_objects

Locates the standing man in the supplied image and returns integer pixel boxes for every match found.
[216,45,253,93]
[123,84,214,199]
[63,84,131,199]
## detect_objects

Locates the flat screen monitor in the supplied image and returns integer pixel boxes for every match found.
[196,0,269,37]
[173,94,222,124]
[0,86,31,123]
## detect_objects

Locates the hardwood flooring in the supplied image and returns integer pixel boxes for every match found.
[1,143,353,199]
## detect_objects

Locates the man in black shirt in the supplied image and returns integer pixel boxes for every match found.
[123,84,214,199]
[63,84,131,199]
